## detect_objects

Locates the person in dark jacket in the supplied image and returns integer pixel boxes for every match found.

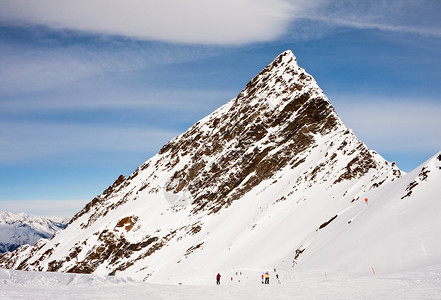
[216,273,221,285]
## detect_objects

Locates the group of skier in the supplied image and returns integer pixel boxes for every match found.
[261,268,279,284]
[261,272,270,284]
[216,269,279,285]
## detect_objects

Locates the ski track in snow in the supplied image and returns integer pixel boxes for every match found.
[1,267,441,299]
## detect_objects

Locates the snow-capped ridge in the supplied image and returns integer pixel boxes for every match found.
[0,211,69,253]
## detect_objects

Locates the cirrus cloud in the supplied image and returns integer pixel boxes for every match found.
[302,0,441,38]
[0,121,179,164]
[332,96,441,154]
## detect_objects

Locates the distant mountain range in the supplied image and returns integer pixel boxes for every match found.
[0,212,68,253]
[1,51,440,284]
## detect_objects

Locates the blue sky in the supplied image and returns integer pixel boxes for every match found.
[1,0,440,217]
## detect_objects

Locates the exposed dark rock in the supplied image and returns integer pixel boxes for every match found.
[334,150,377,184]
[293,247,306,266]
[319,215,338,230]
[115,216,139,232]
[184,242,204,258]
[418,167,430,181]
[402,166,431,199]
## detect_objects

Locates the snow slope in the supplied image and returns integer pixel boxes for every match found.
[2,50,438,286]
[295,151,441,276]
[2,266,441,299]
[0,212,68,253]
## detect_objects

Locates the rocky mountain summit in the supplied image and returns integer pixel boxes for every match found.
[1,51,408,283]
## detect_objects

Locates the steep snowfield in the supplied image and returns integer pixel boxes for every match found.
[0,212,68,253]
[2,266,441,299]
[295,151,441,276]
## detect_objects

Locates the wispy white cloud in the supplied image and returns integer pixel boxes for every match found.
[0,47,106,94]
[332,96,441,153]
[304,0,441,38]
[0,0,311,45]
[0,121,179,164]
[0,41,223,94]
[0,89,233,113]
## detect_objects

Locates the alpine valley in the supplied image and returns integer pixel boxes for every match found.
[1,51,440,285]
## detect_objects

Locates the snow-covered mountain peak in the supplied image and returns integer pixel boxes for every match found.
[0,211,68,227]
[233,49,324,112]
[0,51,405,283]
[0,212,68,253]
[151,48,383,216]
[272,49,298,68]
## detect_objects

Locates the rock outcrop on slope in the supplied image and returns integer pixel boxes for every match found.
[0,51,403,283]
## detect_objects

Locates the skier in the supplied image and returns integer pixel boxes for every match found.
[261,274,264,284]
[365,198,368,205]
[216,273,221,285]
[265,272,270,284]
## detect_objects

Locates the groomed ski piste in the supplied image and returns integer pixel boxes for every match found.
[2,265,441,299]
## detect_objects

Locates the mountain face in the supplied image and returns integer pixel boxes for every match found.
[0,51,404,283]
[0,212,68,253]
